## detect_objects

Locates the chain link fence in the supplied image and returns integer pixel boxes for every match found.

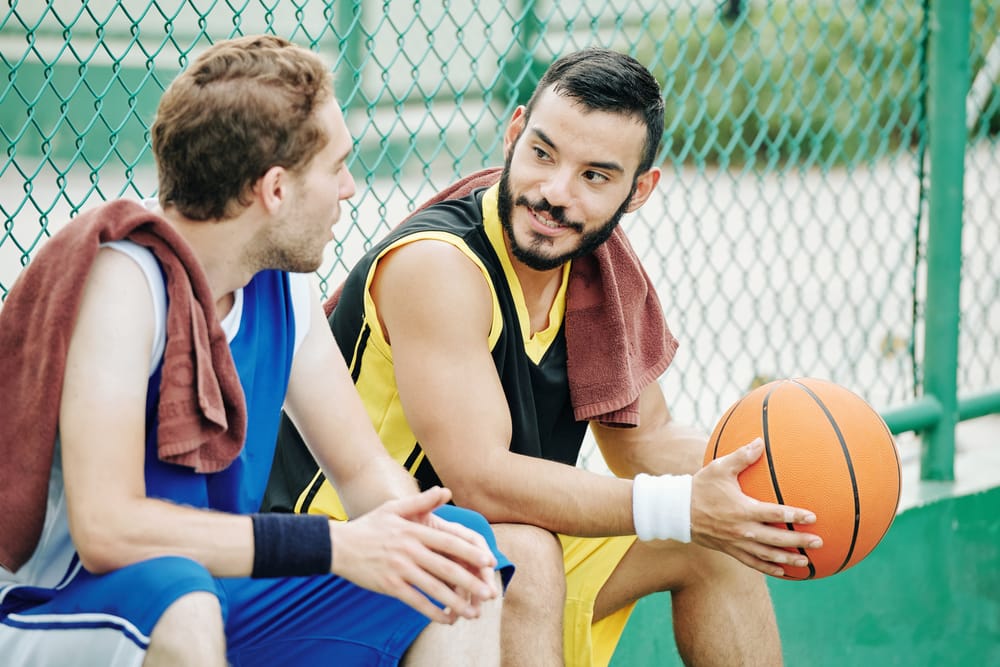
[2,0,998,472]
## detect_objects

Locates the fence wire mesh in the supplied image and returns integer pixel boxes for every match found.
[1,1,998,469]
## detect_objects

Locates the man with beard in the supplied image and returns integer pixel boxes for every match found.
[265,48,821,667]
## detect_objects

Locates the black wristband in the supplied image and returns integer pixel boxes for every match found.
[250,513,332,578]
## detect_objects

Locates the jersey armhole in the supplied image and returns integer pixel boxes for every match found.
[288,272,313,356]
[362,232,503,355]
[101,240,167,375]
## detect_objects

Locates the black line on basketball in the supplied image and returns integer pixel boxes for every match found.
[793,380,860,575]
[760,385,783,504]
[710,395,745,460]
[763,382,815,579]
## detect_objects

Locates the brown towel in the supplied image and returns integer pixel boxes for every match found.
[0,199,246,572]
[325,167,678,428]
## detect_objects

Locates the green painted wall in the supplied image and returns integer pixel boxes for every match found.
[612,486,1000,666]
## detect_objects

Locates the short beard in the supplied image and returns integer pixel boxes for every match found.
[496,159,635,272]
[250,244,323,275]
[251,210,325,274]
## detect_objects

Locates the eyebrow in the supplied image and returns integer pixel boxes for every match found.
[531,127,626,174]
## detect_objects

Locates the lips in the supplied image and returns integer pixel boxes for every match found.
[527,206,567,236]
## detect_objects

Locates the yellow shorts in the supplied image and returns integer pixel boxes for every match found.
[560,533,639,667]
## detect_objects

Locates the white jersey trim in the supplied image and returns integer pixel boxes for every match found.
[102,239,312,370]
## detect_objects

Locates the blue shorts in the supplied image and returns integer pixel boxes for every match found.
[0,506,513,666]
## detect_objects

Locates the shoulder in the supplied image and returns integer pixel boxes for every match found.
[87,243,161,304]
[70,246,155,333]
[385,190,487,247]
[68,244,159,372]
[97,241,166,314]
[407,188,486,225]
[372,238,495,340]
[95,240,167,373]
[377,238,492,299]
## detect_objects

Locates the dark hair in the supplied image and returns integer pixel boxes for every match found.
[525,48,664,174]
[152,35,333,220]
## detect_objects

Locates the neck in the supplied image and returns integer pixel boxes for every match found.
[159,206,257,318]
[512,260,563,304]
[506,249,565,334]
[502,229,564,304]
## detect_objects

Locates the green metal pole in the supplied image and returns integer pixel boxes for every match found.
[501,0,543,106]
[333,0,363,109]
[882,390,1000,435]
[957,389,1000,422]
[921,0,970,481]
[881,396,943,435]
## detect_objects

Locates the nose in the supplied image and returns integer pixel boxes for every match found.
[339,167,357,201]
[538,167,574,208]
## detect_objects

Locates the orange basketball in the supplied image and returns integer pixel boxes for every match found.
[704,378,901,580]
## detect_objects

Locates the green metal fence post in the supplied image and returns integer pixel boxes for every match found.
[333,0,363,109]
[501,0,546,105]
[921,0,971,481]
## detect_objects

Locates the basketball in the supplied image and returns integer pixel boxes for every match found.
[704,377,902,580]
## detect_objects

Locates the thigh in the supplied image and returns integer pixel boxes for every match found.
[592,536,709,618]
[0,556,219,667]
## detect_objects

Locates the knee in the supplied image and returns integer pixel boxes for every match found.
[493,524,565,604]
[672,541,766,593]
[147,592,225,666]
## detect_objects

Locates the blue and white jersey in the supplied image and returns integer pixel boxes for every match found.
[0,239,312,590]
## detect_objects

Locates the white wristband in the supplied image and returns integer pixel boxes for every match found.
[632,472,693,543]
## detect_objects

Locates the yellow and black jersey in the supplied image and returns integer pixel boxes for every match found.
[264,184,589,519]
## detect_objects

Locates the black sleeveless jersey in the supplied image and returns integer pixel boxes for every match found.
[264,185,588,518]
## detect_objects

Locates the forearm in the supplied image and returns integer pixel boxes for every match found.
[595,419,708,478]
[332,454,421,519]
[454,419,704,537]
[593,381,709,478]
[70,497,255,576]
[445,450,637,537]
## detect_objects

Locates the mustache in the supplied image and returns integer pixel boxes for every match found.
[514,195,583,233]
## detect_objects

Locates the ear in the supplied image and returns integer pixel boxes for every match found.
[254,165,290,215]
[625,167,661,213]
[502,105,527,159]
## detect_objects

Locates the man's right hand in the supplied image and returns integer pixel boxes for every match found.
[329,487,500,624]
[689,438,822,577]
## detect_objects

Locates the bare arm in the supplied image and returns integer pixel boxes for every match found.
[283,294,422,519]
[376,241,820,574]
[593,382,708,478]
[60,249,255,576]
[283,292,501,617]
[61,253,497,620]
[374,240,635,537]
